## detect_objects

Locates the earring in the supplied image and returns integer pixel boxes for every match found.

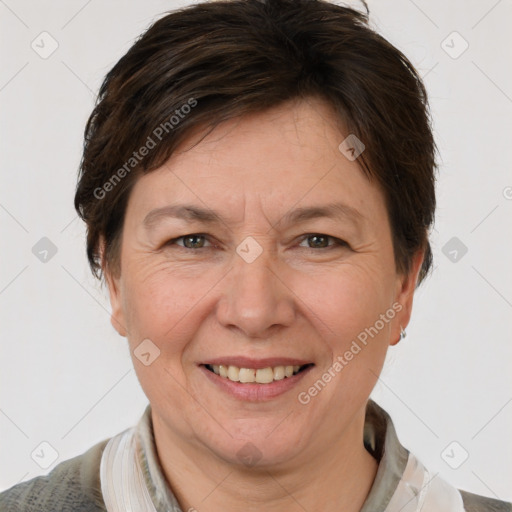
[399,326,407,342]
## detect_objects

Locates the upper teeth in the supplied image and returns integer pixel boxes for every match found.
[208,364,302,384]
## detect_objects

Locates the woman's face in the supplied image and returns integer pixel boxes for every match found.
[105,97,421,469]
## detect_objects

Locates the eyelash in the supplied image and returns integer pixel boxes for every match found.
[165,233,349,251]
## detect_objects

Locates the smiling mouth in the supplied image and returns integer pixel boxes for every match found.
[203,363,314,384]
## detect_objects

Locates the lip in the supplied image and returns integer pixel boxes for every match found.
[199,362,314,402]
[201,356,312,369]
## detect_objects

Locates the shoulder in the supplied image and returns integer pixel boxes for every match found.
[0,437,109,512]
[460,489,512,512]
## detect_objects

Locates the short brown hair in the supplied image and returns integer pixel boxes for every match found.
[74,0,437,285]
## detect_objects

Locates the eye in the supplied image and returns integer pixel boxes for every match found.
[298,234,349,250]
[164,233,348,252]
[166,234,213,249]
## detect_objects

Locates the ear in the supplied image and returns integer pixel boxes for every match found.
[100,237,128,337]
[389,249,424,346]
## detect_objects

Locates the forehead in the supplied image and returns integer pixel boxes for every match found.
[125,98,386,229]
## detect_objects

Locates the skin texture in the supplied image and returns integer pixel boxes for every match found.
[103,96,424,512]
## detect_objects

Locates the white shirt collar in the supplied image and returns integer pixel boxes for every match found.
[100,400,465,512]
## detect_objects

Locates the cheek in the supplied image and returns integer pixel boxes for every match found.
[301,267,393,391]
[121,268,206,422]
[295,270,392,411]
[121,258,221,368]
[297,264,394,342]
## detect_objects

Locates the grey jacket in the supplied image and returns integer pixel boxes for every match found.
[1,400,510,511]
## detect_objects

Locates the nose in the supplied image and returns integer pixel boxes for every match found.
[216,249,296,339]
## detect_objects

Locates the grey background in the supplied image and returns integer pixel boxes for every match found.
[1,0,511,501]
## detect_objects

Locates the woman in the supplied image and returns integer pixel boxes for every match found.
[1,0,509,510]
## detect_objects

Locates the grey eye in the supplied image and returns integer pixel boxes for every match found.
[169,234,212,249]
[298,234,347,249]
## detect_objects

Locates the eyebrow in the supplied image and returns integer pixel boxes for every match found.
[143,202,364,230]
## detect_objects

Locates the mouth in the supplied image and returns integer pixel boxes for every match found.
[203,363,313,384]
[199,358,314,402]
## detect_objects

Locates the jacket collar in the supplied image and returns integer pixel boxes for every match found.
[100,399,464,511]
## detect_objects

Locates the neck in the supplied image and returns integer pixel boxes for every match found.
[152,409,378,512]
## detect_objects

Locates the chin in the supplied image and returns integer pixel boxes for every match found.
[202,423,308,470]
